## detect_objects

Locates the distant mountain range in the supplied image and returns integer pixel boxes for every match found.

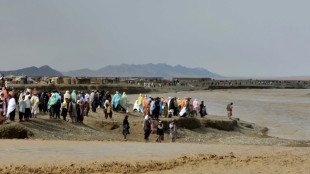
[63,63,222,78]
[0,64,222,78]
[0,65,63,77]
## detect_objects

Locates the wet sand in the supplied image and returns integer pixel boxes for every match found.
[128,89,310,140]
[0,140,309,173]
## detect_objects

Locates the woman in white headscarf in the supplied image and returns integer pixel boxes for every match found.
[6,95,16,121]
[31,94,39,118]
[64,90,71,100]
[193,99,200,116]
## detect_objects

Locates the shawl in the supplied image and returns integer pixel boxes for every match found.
[112,91,121,108]
[193,99,199,110]
[48,94,58,109]
[90,92,95,103]
[137,94,143,106]
[31,95,39,112]
[143,97,148,108]
[64,90,71,100]
[71,90,77,102]
[6,98,16,117]
[181,97,188,110]
[121,92,129,108]
[150,100,155,115]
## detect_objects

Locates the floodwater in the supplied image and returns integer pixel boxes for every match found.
[128,89,310,140]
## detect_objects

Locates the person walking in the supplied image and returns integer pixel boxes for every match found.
[156,120,164,143]
[0,93,7,124]
[104,96,112,119]
[227,102,233,120]
[123,115,130,141]
[30,93,39,118]
[25,95,31,121]
[193,99,199,117]
[61,98,69,121]
[121,92,129,113]
[199,101,207,118]
[143,115,151,143]
[6,94,16,121]
[169,120,177,143]
[68,99,78,123]
[19,95,26,122]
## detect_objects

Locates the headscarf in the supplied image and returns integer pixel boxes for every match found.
[64,90,71,100]
[112,91,121,108]
[1,87,7,99]
[8,91,14,97]
[143,96,148,108]
[181,97,188,110]
[48,94,58,109]
[137,94,143,106]
[121,92,129,108]
[71,90,77,102]
[193,99,199,110]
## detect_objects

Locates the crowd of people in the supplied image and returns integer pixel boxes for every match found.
[0,86,234,143]
[133,95,208,119]
[0,87,131,124]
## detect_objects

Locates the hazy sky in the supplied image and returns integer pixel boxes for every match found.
[1,0,310,77]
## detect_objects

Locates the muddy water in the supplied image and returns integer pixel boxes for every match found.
[128,89,310,140]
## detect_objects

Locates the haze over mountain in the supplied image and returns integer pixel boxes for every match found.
[63,63,222,78]
[0,65,63,77]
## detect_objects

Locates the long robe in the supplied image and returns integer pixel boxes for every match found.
[137,94,143,106]
[71,90,77,102]
[30,95,39,113]
[150,100,155,116]
[121,92,129,108]
[92,93,97,112]
[6,98,16,118]
[193,99,200,113]
[144,101,150,116]
[181,97,187,110]
[143,97,148,110]
[111,91,121,108]
[48,94,58,110]
[64,90,71,100]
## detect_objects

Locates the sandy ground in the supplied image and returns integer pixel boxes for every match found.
[128,89,310,140]
[0,140,309,174]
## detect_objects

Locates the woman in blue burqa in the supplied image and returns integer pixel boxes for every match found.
[71,90,77,103]
[112,91,121,111]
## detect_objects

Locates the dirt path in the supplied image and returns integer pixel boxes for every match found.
[0,140,310,173]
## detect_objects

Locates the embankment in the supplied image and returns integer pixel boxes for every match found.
[8,84,155,94]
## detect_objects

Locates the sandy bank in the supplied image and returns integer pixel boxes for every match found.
[0,140,309,174]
